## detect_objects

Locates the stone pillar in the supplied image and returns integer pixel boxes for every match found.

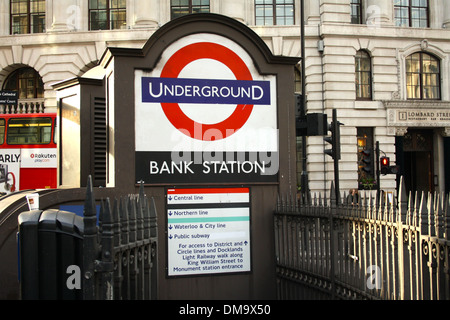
[51,0,78,31]
[366,0,392,26]
[320,0,351,24]
[222,0,245,23]
[306,0,321,25]
[0,1,9,36]
[443,0,450,28]
[133,0,159,28]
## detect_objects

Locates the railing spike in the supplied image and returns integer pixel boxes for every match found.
[398,176,407,224]
[112,197,121,247]
[435,193,444,238]
[104,197,112,224]
[136,193,144,242]
[390,192,396,223]
[427,192,435,237]
[343,190,348,206]
[149,197,158,238]
[143,194,151,240]
[318,192,322,208]
[289,193,295,212]
[139,180,145,200]
[330,181,336,208]
[366,192,372,219]
[413,191,419,227]
[84,175,97,230]
[120,196,129,245]
[419,191,428,234]
[445,193,450,241]
[82,175,98,300]
[407,190,413,226]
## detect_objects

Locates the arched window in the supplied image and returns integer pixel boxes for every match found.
[3,67,44,99]
[355,50,372,100]
[406,52,440,100]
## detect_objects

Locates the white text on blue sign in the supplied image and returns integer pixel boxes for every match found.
[142,77,271,105]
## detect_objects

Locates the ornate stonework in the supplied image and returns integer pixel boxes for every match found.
[385,101,450,135]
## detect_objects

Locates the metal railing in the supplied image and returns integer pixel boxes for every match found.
[18,176,158,300]
[83,179,158,300]
[274,177,450,300]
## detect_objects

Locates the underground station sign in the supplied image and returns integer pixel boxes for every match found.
[135,34,278,184]
[166,187,250,276]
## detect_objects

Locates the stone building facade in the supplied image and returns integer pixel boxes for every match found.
[0,0,449,195]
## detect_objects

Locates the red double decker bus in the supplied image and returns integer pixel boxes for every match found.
[0,113,57,194]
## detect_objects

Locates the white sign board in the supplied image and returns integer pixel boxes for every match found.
[135,33,278,184]
[167,187,251,276]
[0,149,20,193]
[21,148,57,168]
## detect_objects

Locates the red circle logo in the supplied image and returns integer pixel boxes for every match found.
[160,42,254,141]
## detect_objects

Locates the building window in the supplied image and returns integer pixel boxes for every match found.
[171,0,210,20]
[89,0,127,30]
[10,0,45,34]
[357,127,375,190]
[255,0,294,26]
[3,67,44,99]
[394,0,429,28]
[355,50,372,100]
[406,52,440,100]
[351,0,362,24]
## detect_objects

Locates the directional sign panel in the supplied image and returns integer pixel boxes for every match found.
[0,91,18,105]
[166,187,251,277]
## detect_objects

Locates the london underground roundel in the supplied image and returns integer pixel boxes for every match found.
[160,42,255,140]
[136,33,277,152]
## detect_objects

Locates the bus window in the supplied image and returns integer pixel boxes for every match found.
[0,119,4,145]
[7,117,53,145]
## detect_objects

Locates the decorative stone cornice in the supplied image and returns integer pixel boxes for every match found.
[384,100,450,109]
[395,127,408,136]
[441,127,450,137]
[384,100,450,129]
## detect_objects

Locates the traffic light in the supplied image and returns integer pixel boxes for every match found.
[324,109,341,160]
[380,156,390,175]
[360,149,372,173]
[296,93,328,136]
[379,156,401,175]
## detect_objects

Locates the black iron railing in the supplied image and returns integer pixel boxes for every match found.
[18,176,158,300]
[274,177,450,300]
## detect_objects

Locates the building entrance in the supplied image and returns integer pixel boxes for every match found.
[403,129,434,194]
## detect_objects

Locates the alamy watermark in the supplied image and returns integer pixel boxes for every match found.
[66,5,82,31]
[66,265,81,290]
[366,5,383,28]
[167,125,279,176]
[366,265,382,290]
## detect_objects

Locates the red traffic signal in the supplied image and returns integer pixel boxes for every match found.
[380,156,390,175]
